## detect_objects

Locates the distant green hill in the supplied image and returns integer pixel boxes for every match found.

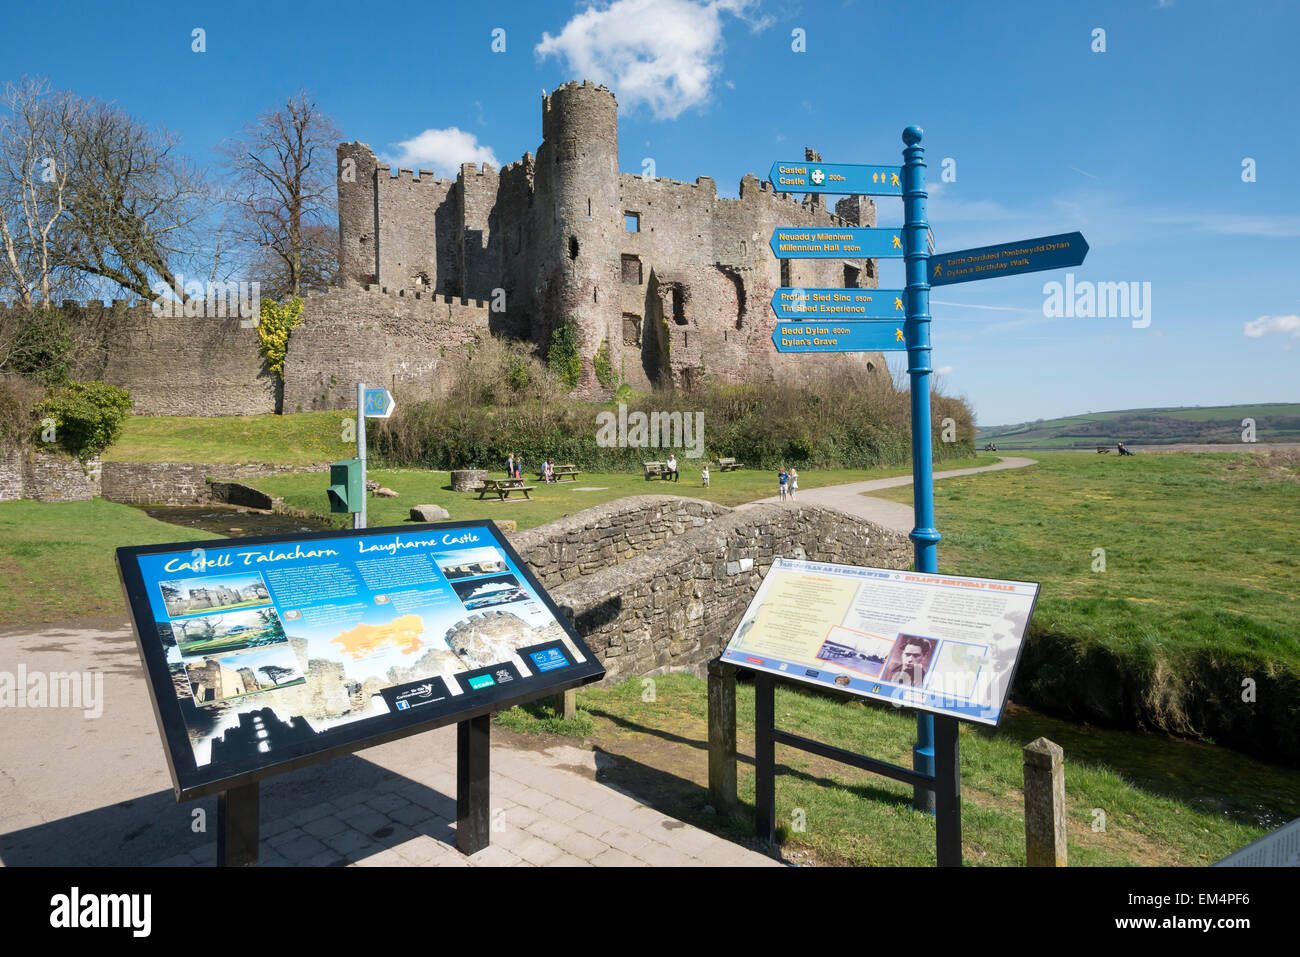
[976,403,1300,448]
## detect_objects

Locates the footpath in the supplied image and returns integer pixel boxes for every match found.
[0,617,779,868]
[743,456,1037,532]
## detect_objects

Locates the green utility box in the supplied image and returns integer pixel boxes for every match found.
[327,459,365,513]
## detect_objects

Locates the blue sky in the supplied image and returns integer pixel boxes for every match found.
[3,0,1296,425]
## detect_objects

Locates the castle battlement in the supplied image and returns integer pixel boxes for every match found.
[334,79,886,397]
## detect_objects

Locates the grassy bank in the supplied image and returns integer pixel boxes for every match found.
[496,674,1298,866]
[104,411,353,466]
[869,450,1300,762]
[0,499,225,626]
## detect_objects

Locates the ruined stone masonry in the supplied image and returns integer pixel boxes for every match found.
[3,80,887,416]
[336,79,889,396]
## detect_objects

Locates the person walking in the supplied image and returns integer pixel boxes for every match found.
[513,454,523,479]
[505,453,515,479]
[789,467,798,501]
[778,466,789,501]
[701,465,710,488]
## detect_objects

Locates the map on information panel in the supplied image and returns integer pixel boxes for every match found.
[118,522,604,799]
[721,558,1039,725]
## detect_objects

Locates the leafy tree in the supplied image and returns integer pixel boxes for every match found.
[34,379,131,458]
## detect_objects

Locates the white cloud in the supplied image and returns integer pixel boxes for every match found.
[535,0,769,120]
[1243,314,1300,339]
[935,366,954,375]
[384,128,499,178]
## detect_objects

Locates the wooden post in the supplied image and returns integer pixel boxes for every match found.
[1023,736,1067,867]
[552,688,576,721]
[707,659,737,814]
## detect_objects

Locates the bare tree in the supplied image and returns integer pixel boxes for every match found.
[219,91,340,299]
[0,77,80,305]
[56,98,212,301]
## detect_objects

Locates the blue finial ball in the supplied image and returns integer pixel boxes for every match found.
[903,126,924,145]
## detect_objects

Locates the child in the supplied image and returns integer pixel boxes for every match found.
[778,467,788,501]
[789,467,798,501]
[701,465,710,488]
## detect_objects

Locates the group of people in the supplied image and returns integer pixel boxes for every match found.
[503,454,565,482]
[778,466,798,501]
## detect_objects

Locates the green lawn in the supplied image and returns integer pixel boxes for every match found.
[0,499,226,626]
[104,411,355,466]
[251,457,998,532]
[497,673,1298,866]
[868,450,1300,758]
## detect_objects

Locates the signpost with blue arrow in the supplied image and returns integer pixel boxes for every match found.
[771,286,907,321]
[769,227,904,260]
[769,160,903,196]
[755,127,1088,870]
[771,319,907,353]
[929,232,1089,286]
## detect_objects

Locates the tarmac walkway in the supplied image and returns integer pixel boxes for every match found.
[742,456,1037,532]
[0,618,779,868]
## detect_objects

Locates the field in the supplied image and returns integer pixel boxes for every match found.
[103,411,354,466]
[496,673,1300,867]
[976,402,1300,448]
[0,499,226,626]
[869,450,1300,761]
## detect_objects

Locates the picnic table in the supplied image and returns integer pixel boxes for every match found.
[536,464,582,482]
[477,478,536,501]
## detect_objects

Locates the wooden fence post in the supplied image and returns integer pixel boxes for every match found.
[707,659,737,814]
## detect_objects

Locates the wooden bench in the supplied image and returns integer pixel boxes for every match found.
[477,478,536,501]
[1096,446,1110,454]
[536,464,582,483]
[717,457,743,471]
[643,461,672,480]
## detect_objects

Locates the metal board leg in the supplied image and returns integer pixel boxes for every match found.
[217,782,260,867]
[457,712,491,855]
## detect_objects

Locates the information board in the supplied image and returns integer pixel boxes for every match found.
[117,521,604,799]
[720,558,1039,725]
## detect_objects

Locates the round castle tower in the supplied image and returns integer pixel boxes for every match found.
[337,142,379,286]
[534,81,622,393]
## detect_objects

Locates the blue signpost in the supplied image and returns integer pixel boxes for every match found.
[929,232,1089,286]
[762,128,1086,866]
[769,160,903,196]
[770,287,907,321]
[771,320,907,353]
[769,227,905,260]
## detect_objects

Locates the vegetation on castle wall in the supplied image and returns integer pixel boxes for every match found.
[34,379,132,458]
[1,306,75,385]
[593,339,617,390]
[371,335,976,472]
[255,297,304,378]
[0,373,44,448]
[546,317,582,389]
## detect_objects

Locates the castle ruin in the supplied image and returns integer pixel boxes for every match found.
[335,80,888,394]
[0,80,890,416]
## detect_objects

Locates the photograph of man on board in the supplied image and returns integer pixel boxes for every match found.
[882,635,936,688]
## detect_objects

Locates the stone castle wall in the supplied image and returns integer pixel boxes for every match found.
[282,286,494,412]
[0,300,276,417]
